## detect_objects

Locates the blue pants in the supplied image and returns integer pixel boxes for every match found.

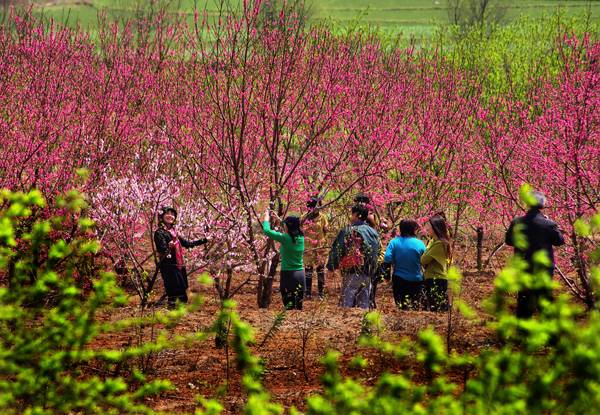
[340,272,371,309]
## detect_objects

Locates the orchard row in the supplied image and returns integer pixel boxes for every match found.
[0,2,597,305]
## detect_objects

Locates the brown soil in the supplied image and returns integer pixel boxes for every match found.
[93,265,502,414]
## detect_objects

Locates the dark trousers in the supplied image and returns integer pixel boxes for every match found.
[370,274,383,309]
[340,272,371,309]
[516,288,553,318]
[168,293,188,309]
[424,278,449,312]
[280,269,305,310]
[392,277,424,310]
[159,264,189,309]
[305,266,325,298]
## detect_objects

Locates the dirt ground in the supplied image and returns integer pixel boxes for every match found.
[94,261,503,414]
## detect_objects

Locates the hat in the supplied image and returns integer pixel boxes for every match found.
[306,196,320,208]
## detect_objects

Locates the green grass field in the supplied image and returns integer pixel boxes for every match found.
[13,0,600,39]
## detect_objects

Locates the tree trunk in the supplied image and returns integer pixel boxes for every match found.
[571,231,594,309]
[476,226,484,272]
[215,313,228,349]
[258,253,279,308]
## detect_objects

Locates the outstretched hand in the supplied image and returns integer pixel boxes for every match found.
[263,209,270,223]
[271,211,282,224]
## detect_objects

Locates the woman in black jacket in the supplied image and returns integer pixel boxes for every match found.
[154,206,207,308]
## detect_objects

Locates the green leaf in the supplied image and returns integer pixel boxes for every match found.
[49,240,70,260]
[0,217,16,246]
[519,183,537,208]
[574,218,591,237]
[79,240,100,255]
[78,217,96,231]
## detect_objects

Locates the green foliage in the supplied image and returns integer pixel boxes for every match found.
[434,10,600,99]
[2,187,599,413]
[0,189,160,413]
[0,188,217,414]
[217,299,283,415]
[296,215,600,414]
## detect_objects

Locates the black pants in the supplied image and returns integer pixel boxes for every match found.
[280,270,305,310]
[159,264,189,309]
[392,277,424,310]
[167,293,188,309]
[424,278,448,312]
[516,288,553,318]
[305,266,325,298]
[370,274,383,309]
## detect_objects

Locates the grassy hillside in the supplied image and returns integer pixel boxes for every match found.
[7,0,600,39]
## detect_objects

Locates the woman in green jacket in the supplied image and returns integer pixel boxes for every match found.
[262,209,305,310]
[421,214,451,311]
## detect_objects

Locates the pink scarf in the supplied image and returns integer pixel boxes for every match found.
[168,228,185,269]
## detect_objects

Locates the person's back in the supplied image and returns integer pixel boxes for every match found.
[303,198,330,299]
[303,213,328,264]
[262,212,306,310]
[506,208,564,273]
[352,222,381,274]
[262,221,305,271]
[327,205,381,309]
[383,225,426,310]
[385,236,426,281]
[504,191,565,318]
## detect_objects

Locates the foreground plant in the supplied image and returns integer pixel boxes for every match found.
[0,188,213,414]
[296,216,600,415]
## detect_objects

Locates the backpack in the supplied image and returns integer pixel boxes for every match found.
[340,226,366,271]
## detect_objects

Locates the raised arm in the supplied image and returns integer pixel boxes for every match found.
[327,228,346,271]
[179,236,208,249]
[262,209,287,243]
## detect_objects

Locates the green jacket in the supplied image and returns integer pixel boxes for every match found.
[421,239,449,280]
[262,221,304,271]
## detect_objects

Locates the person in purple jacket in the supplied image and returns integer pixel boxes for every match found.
[382,219,426,310]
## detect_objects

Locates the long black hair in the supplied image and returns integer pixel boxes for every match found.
[284,216,303,243]
[429,214,451,259]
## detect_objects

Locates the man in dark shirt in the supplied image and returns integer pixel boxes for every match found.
[505,191,565,318]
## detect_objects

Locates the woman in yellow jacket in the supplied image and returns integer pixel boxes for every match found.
[421,214,451,311]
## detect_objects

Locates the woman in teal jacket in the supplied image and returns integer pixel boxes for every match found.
[262,209,305,310]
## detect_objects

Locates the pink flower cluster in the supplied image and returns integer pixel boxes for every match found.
[0,3,597,297]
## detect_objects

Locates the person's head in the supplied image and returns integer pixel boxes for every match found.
[306,196,320,211]
[351,204,368,222]
[531,190,547,209]
[283,216,303,243]
[354,193,370,206]
[423,214,449,241]
[399,219,419,237]
[159,206,177,227]
[434,211,447,222]
[424,214,451,258]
